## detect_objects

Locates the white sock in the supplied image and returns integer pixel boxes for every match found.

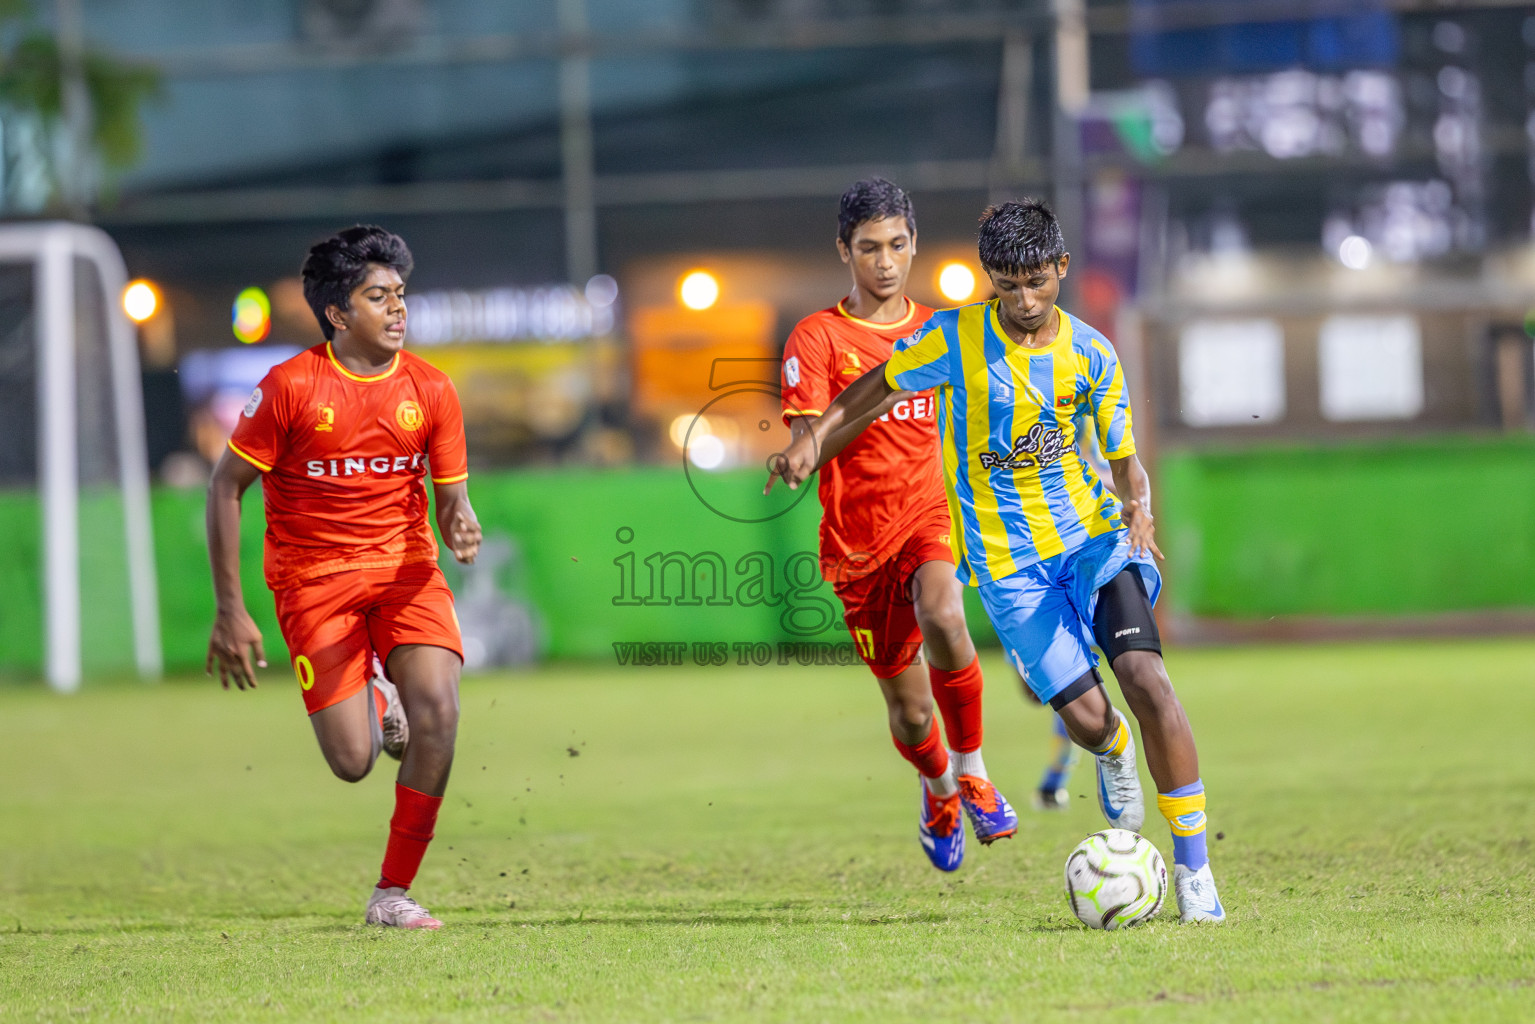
[951,748,987,780]
[925,764,959,798]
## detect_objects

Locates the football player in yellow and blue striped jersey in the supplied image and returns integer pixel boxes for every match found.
[766,199,1224,924]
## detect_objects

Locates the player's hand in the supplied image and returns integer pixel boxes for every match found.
[1122,500,1165,562]
[449,508,482,564]
[206,607,266,691]
[764,430,820,495]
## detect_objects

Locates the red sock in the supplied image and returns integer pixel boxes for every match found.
[377,784,443,891]
[891,717,950,779]
[929,655,984,753]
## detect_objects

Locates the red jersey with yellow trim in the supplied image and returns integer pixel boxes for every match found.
[228,342,468,589]
[780,297,947,580]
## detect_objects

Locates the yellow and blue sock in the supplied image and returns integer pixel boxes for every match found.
[1089,713,1130,757]
[1039,712,1078,792]
[1157,779,1207,870]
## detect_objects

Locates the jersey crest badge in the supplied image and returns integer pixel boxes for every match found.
[841,351,862,375]
[242,387,263,418]
[316,404,335,432]
[395,400,423,431]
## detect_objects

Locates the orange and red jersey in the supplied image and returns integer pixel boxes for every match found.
[228,342,468,590]
[780,297,948,580]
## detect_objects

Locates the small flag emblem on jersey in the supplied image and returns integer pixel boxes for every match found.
[1056,395,1075,408]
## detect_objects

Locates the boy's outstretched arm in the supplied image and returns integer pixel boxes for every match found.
[765,360,896,493]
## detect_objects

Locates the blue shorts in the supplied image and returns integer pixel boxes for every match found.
[976,530,1162,706]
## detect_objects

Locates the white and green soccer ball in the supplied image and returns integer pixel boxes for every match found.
[1064,828,1167,930]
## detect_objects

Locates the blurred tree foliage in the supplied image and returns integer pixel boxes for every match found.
[0,0,161,212]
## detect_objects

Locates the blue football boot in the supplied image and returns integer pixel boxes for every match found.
[957,775,1019,844]
[918,778,966,872]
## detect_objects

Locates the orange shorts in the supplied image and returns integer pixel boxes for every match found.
[831,520,954,679]
[273,562,463,715]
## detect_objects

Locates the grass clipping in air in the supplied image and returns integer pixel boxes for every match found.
[2,641,1533,1022]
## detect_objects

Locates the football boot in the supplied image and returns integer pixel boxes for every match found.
[918,778,966,872]
[1094,709,1145,832]
[957,775,1019,844]
[365,886,442,929]
[1173,863,1226,924]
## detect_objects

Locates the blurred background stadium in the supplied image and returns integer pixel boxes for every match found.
[3,0,1535,688]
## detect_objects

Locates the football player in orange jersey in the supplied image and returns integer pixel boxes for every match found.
[769,179,1018,870]
[205,225,481,929]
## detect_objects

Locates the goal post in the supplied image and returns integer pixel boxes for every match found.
[0,221,161,691]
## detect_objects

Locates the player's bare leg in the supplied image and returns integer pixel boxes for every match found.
[1107,649,1221,921]
[909,559,1017,842]
[910,560,973,672]
[309,688,384,782]
[363,643,461,930]
[876,661,936,748]
[1107,650,1197,790]
[877,661,965,870]
[1056,676,1145,832]
[387,643,461,798]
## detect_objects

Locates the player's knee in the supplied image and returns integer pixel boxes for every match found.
[407,687,460,741]
[325,745,374,783]
[1113,651,1175,709]
[914,596,966,648]
[895,696,933,732]
[883,686,932,731]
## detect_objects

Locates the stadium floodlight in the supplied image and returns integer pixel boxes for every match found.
[938,261,976,302]
[679,270,719,310]
[122,280,159,323]
[0,222,161,691]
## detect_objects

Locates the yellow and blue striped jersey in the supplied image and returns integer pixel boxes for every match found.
[885,302,1135,586]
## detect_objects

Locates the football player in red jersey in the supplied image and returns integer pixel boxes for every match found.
[205,225,481,929]
[769,179,1017,870]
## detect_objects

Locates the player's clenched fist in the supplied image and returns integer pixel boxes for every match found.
[449,509,482,563]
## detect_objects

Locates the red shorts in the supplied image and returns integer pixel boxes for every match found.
[273,562,463,715]
[832,521,955,679]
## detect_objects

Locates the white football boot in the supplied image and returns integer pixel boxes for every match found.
[370,655,409,761]
[1174,863,1226,924]
[1093,709,1145,832]
[364,886,442,929]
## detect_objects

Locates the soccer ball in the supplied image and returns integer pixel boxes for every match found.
[1064,829,1167,930]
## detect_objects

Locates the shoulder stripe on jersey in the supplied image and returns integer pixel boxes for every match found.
[834,297,918,331]
[326,342,401,383]
[227,440,272,473]
[431,472,469,485]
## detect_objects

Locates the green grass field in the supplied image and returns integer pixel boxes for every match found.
[3,640,1533,1022]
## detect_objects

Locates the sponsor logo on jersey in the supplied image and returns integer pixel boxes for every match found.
[875,395,936,423]
[978,423,1067,470]
[784,356,801,388]
[395,399,423,431]
[316,404,336,432]
[306,453,426,477]
[243,387,263,418]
